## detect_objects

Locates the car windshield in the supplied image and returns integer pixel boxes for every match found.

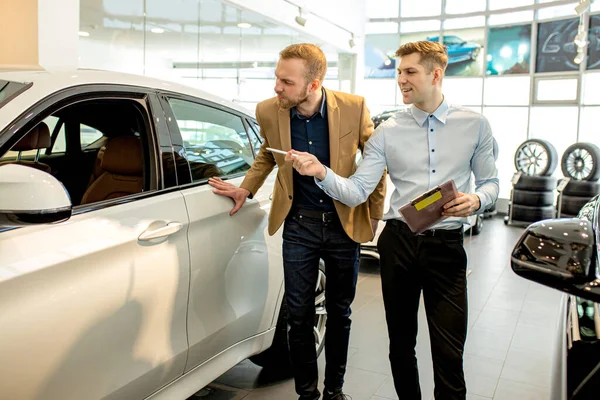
[0,79,30,109]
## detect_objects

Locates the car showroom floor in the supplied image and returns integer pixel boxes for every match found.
[188,216,562,400]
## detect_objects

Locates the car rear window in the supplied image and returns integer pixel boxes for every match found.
[0,79,31,108]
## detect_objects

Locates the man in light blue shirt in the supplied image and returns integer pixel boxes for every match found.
[286,41,498,399]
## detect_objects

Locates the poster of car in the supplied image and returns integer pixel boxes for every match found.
[486,24,532,75]
[536,17,580,73]
[587,14,600,70]
[399,29,484,77]
[440,29,485,77]
[364,34,399,79]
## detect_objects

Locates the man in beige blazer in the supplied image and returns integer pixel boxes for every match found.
[209,43,385,400]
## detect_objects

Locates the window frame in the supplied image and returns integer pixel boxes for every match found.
[158,91,257,189]
[532,74,581,105]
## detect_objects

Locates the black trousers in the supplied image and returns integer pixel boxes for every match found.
[377,220,468,400]
[282,210,360,400]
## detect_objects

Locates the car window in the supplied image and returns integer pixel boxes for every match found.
[0,115,62,160]
[168,98,254,181]
[0,97,153,207]
[81,124,104,147]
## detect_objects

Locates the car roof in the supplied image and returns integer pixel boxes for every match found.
[0,69,255,117]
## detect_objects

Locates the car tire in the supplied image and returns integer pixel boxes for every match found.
[562,180,600,197]
[514,175,557,192]
[511,204,556,222]
[514,139,558,176]
[250,263,327,371]
[560,195,594,216]
[561,142,600,181]
[512,189,555,206]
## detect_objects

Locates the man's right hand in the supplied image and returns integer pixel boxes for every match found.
[286,150,327,180]
[208,177,250,216]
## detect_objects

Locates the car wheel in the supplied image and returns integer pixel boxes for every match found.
[514,139,558,176]
[561,142,600,181]
[249,262,327,370]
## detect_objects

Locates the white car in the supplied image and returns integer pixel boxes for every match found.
[0,70,326,400]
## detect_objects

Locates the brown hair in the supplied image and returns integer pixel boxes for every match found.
[279,43,327,83]
[395,41,448,72]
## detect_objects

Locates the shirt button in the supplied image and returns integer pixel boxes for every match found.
[432,149,435,152]
[432,170,436,173]
[429,115,433,118]
[309,141,313,145]
[306,120,310,123]
[319,199,323,203]
[430,128,434,132]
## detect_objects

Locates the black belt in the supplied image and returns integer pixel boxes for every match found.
[388,219,463,237]
[292,208,338,223]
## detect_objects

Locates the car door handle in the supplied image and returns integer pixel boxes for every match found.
[138,222,183,241]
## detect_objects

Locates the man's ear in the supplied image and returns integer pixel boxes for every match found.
[432,67,444,85]
[309,79,322,93]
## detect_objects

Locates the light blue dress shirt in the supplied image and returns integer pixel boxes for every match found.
[317,99,499,230]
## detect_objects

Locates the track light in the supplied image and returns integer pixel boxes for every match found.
[574,48,585,64]
[575,0,591,16]
[295,7,306,27]
[574,31,588,48]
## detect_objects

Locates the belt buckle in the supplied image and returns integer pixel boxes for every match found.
[322,212,333,223]
[417,229,435,236]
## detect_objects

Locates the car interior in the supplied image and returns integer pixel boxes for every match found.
[0,98,153,207]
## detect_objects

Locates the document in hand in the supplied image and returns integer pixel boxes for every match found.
[399,179,459,234]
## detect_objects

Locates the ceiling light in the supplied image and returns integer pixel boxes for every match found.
[78,31,90,37]
[237,22,252,29]
[151,27,164,34]
[575,0,591,16]
[574,31,588,48]
[295,15,307,27]
[574,49,585,64]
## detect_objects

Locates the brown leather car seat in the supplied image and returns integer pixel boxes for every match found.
[80,136,143,204]
[0,122,52,173]
[86,146,106,188]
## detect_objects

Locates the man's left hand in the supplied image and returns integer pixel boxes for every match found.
[442,192,480,217]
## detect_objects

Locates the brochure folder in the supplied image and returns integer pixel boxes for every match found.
[399,179,459,234]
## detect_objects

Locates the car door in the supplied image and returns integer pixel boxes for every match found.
[159,95,283,372]
[0,89,190,400]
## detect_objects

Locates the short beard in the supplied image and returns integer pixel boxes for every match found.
[276,84,311,109]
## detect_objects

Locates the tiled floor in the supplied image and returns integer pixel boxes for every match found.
[190,217,563,400]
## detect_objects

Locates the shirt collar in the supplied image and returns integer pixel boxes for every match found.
[291,88,327,119]
[410,97,449,127]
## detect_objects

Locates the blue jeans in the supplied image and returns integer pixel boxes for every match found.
[282,210,360,400]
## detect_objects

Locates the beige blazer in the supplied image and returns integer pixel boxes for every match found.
[240,88,386,243]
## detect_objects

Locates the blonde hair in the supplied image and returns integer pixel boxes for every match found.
[395,41,448,72]
[279,43,327,83]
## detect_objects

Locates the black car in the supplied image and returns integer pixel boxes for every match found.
[511,195,600,399]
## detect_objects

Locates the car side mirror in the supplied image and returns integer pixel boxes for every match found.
[0,164,72,227]
[511,218,600,302]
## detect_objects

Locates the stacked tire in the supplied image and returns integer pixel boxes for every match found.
[509,139,558,223]
[558,143,600,218]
